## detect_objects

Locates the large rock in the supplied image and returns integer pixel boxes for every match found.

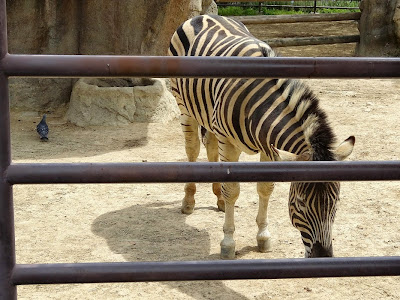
[7,0,217,110]
[9,78,74,111]
[66,78,179,126]
[356,0,400,56]
[202,0,218,14]
[7,0,80,110]
[394,1,400,42]
[79,0,190,56]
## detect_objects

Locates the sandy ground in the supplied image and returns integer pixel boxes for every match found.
[246,20,359,57]
[10,20,400,299]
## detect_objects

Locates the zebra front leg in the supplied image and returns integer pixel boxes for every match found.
[220,181,240,259]
[213,183,224,212]
[219,140,241,259]
[256,181,274,252]
[180,115,200,214]
[256,152,274,252]
[203,130,224,211]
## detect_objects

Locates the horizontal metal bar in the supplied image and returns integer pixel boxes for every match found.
[221,4,358,10]
[1,54,400,79]
[216,0,312,2]
[11,256,400,285]
[6,161,400,184]
[256,5,358,10]
[232,12,361,24]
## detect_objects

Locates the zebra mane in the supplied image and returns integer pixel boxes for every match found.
[292,80,337,161]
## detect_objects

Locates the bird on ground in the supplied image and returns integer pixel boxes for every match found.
[36,114,49,141]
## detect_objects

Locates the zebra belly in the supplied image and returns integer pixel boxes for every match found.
[228,137,260,155]
[175,78,215,129]
[175,79,260,155]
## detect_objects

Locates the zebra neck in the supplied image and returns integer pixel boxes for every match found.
[248,79,337,161]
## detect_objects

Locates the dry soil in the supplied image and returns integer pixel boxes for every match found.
[11,20,400,299]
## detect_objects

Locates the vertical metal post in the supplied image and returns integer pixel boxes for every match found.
[0,0,17,299]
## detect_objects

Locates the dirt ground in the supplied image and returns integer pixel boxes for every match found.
[246,20,359,57]
[11,21,400,299]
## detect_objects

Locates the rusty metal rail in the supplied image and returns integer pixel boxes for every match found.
[232,12,361,24]
[11,257,400,285]
[1,0,400,298]
[6,161,400,184]
[1,54,400,79]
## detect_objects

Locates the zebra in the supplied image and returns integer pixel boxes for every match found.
[168,14,355,259]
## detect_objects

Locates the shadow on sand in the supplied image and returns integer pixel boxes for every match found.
[92,200,249,300]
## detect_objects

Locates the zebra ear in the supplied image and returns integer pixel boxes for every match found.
[271,145,311,161]
[333,136,355,161]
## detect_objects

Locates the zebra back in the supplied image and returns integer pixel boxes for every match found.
[169,15,336,161]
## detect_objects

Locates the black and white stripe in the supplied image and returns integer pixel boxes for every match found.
[169,15,354,258]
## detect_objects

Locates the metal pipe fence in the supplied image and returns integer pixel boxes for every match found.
[0,1,399,299]
[1,55,400,79]
[5,161,400,184]
[231,12,360,24]
[215,0,360,13]
[229,12,361,47]
[11,257,400,285]
[215,0,361,13]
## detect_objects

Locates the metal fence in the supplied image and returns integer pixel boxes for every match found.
[231,12,361,47]
[215,0,360,13]
[1,1,400,299]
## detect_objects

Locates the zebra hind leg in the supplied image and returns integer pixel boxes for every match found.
[181,115,201,214]
[202,129,224,212]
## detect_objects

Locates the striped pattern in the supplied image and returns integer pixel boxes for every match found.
[169,15,335,159]
[289,182,340,257]
[169,14,345,258]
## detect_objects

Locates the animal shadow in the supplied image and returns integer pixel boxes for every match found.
[92,200,248,300]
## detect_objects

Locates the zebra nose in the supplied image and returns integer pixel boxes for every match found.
[309,242,333,258]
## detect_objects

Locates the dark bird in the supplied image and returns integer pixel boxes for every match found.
[36,114,49,141]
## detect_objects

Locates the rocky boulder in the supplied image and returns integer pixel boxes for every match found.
[7,0,217,111]
[356,0,400,56]
[66,78,179,126]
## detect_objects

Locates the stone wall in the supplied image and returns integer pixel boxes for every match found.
[356,0,400,56]
[7,1,80,110]
[7,0,216,111]
[79,0,188,56]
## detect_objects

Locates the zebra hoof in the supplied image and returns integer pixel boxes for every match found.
[220,238,236,259]
[220,245,236,260]
[181,205,194,214]
[181,198,194,214]
[257,238,272,253]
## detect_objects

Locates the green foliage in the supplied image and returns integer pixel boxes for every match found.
[261,9,304,15]
[218,6,259,16]
[217,0,360,16]
[319,0,359,8]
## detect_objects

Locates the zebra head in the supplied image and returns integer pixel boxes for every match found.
[273,136,355,258]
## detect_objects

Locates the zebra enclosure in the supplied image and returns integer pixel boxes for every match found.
[12,19,399,299]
